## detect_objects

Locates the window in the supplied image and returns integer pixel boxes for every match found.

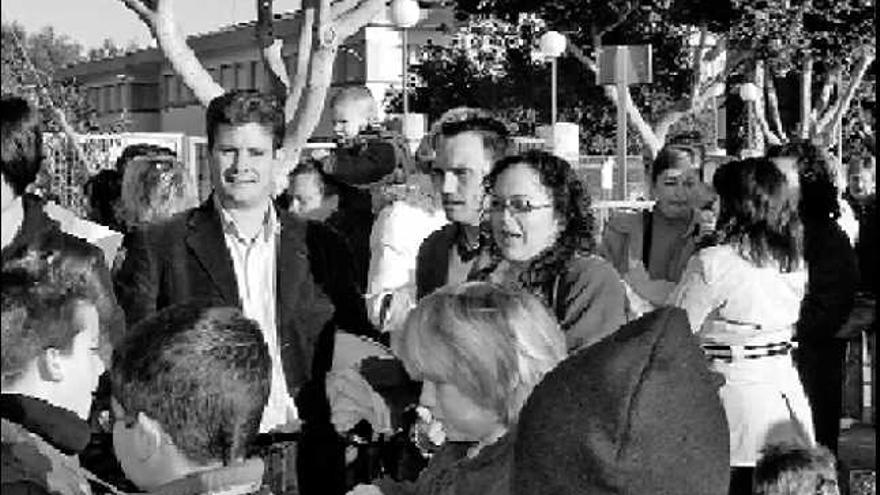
[176,77,184,105]
[163,74,174,106]
[114,84,123,110]
[103,86,112,112]
[220,64,232,90]
[233,62,242,89]
[250,60,259,89]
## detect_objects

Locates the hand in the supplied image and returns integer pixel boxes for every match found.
[326,368,392,436]
[347,484,383,495]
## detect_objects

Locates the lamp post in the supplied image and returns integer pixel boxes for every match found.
[390,0,420,119]
[539,31,566,127]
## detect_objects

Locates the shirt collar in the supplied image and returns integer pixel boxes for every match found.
[149,458,266,495]
[214,196,279,245]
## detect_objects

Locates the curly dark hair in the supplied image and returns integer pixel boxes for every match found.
[206,90,284,150]
[766,140,841,221]
[476,150,595,300]
[713,157,803,273]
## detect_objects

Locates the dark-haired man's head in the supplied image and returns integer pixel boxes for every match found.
[431,108,510,225]
[766,140,841,222]
[205,91,284,212]
[1,248,114,419]
[288,159,338,220]
[754,443,839,495]
[1,95,42,213]
[110,302,270,490]
[649,145,702,220]
[83,169,124,230]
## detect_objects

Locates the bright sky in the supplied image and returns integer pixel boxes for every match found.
[1,0,302,49]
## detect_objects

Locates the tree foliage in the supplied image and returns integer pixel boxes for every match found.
[1,22,98,132]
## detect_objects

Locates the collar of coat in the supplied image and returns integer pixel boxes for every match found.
[0,393,91,456]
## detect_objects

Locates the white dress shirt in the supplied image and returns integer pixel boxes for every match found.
[216,200,298,432]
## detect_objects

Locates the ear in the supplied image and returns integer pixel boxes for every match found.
[131,412,164,463]
[38,348,65,382]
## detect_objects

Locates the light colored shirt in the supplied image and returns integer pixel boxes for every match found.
[216,200,298,432]
[365,201,446,329]
[668,244,807,346]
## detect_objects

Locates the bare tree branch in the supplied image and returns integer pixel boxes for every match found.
[331,0,361,20]
[689,24,709,107]
[755,60,782,146]
[566,43,599,74]
[764,63,785,140]
[285,6,315,124]
[596,1,639,41]
[257,0,292,92]
[814,63,842,121]
[336,0,385,41]
[119,0,155,25]
[283,0,336,163]
[799,53,813,139]
[125,0,223,106]
[819,46,875,141]
[620,87,663,157]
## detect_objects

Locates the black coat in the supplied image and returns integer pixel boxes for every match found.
[797,218,859,343]
[114,199,378,400]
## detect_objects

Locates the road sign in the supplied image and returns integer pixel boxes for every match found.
[596,45,652,200]
[597,45,653,86]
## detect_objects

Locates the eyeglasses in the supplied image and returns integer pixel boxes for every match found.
[488,197,553,215]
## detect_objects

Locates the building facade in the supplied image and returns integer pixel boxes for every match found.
[57,6,455,138]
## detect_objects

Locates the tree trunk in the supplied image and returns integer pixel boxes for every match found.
[799,53,813,139]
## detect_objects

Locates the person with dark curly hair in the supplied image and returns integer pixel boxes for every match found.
[766,142,859,458]
[669,157,814,494]
[470,150,626,351]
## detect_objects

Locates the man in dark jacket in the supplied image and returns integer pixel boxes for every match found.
[415,110,509,300]
[768,142,859,455]
[114,90,379,495]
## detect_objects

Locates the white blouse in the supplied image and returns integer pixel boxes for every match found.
[668,245,807,346]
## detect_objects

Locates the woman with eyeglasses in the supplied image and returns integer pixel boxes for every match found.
[668,157,815,494]
[470,150,626,351]
[599,145,715,319]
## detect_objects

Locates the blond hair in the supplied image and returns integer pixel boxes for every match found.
[393,282,566,426]
[119,155,196,228]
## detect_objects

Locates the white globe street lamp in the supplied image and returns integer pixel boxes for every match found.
[539,31,567,126]
[390,0,420,119]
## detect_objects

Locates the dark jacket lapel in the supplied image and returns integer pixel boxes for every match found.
[276,212,309,335]
[184,200,240,306]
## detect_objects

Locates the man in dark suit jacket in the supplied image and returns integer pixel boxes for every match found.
[415,111,510,299]
[115,90,377,495]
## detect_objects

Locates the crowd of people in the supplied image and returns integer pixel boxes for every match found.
[0,85,875,495]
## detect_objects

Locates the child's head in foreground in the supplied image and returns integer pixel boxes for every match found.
[754,443,839,495]
[110,302,270,490]
[1,248,114,419]
[393,282,566,447]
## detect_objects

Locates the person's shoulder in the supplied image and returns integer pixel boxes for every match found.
[604,209,645,234]
[565,254,621,283]
[1,420,92,495]
[418,223,457,253]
